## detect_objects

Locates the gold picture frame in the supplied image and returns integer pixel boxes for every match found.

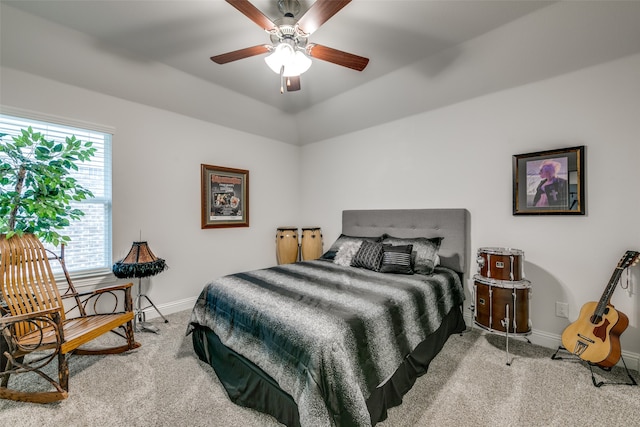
[201,164,249,228]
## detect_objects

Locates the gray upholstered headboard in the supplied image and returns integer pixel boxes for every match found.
[342,209,470,277]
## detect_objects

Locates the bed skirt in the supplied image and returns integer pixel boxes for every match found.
[191,304,466,427]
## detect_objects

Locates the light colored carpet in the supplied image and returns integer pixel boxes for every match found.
[1,309,638,427]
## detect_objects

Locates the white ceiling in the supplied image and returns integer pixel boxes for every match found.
[2,1,640,145]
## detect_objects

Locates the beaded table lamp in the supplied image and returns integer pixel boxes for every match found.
[112,241,168,333]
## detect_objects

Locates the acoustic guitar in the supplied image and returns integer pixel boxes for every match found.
[561,250,640,368]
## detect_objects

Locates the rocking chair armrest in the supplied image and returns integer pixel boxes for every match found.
[70,282,136,315]
[76,282,135,297]
[0,307,62,327]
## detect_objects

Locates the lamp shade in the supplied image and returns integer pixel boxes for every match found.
[265,43,312,77]
[112,241,167,279]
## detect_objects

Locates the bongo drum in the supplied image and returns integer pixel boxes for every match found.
[477,247,525,281]
[276,227,299,265]
[473,275,531,336]
[301,227,323,261]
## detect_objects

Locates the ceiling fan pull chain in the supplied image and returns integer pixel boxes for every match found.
[280,65,285,94]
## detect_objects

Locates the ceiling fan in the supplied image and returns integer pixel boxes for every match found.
[211,0,369,93]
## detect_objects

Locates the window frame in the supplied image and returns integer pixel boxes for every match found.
[0,106,115,287]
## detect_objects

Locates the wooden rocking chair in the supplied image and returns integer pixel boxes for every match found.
[0,233,141,403]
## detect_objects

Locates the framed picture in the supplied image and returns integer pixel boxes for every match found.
[201,164,249,228]
[513,146,585,215]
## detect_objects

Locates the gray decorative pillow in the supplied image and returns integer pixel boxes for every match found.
[379,244,414,274]
[351,240,384,272]
[333,241,363,266]
[320,234,383,260]
[381,236,443,275]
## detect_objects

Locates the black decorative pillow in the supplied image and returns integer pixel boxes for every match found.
[351,240,384,272]
[381,236,443,275]
[320,234,383,260]
[379,244,414,274]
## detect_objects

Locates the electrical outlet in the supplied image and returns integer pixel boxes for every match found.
[556,301,569,318]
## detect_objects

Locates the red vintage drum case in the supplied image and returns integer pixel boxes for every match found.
[477,247,525,281]
[473,275,531,336]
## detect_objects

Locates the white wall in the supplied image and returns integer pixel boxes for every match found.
[299,53,640,358]
[1,67,301,312]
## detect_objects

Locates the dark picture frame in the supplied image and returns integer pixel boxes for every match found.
[201,164,249,228]
[513,146,585,215]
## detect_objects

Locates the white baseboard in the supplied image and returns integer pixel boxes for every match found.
[140,296,198,319]
[462,310,639,373]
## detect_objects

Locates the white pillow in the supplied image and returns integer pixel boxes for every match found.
[333,241,363,266]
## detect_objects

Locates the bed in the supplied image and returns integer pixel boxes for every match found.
[188,209,470,427]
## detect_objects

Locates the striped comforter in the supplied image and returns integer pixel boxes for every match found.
[188,260,464,427]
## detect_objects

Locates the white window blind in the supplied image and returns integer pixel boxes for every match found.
[0,113,112,274]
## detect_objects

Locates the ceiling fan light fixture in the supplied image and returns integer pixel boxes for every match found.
[212,0,369,91]
[265,42,312,77]
[290,50,312,75]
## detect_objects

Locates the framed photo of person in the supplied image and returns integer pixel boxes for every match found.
[512,146,585,215]
[201,164,249,228]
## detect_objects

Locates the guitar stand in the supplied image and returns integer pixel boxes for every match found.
[551,346,638,387]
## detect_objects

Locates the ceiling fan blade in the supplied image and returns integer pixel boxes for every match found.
[211,45,271,64]
[286,76,301,92]
[296,0,351,35]
[308,44,369,71]
[226,0,277,31]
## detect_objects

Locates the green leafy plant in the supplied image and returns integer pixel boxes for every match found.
[0,127,96,246]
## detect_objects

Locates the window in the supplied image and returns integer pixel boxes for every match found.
[0,113,112,275]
